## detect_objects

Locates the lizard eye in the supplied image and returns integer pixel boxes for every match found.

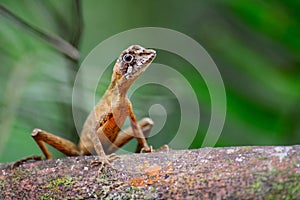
[123,54,134,63]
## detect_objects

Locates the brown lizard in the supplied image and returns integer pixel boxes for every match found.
[28,45,158,168]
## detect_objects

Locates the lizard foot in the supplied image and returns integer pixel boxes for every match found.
[107,153,120,161]
[12,155,43,168]
[140,145,170,154]
[154,144,170,153]
[90,154,118,173]
[140,145,153,153]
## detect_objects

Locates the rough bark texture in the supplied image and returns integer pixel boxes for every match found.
[0,145,299,199]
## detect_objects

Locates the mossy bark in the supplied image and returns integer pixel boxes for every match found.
[1,145,299,199]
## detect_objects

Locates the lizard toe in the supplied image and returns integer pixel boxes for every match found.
[90,156,114,172]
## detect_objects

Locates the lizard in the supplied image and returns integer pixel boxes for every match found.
[27,45,158,169]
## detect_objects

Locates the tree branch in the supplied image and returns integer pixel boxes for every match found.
[1,145,299,199]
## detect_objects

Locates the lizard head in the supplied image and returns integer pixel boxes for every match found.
[114,45,156,85]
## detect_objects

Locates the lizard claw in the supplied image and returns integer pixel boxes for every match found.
[90,158,111,173]
[90,154,119,173]
[107,153,120,161]
[154,144,170,152]
[140,144,170,153]
[140,145,153,153]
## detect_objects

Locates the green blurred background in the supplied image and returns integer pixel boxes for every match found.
[0,0,299,163]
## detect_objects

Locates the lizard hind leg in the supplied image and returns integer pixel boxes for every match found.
[105,117,154,154]
[13,129,82,167]
[31,128,82,159]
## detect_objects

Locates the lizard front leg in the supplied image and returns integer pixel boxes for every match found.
[89,113,118,171]
[89,129,113,171]
[127,100,152,152]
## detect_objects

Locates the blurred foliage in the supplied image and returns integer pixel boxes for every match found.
[0,0,299,162]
